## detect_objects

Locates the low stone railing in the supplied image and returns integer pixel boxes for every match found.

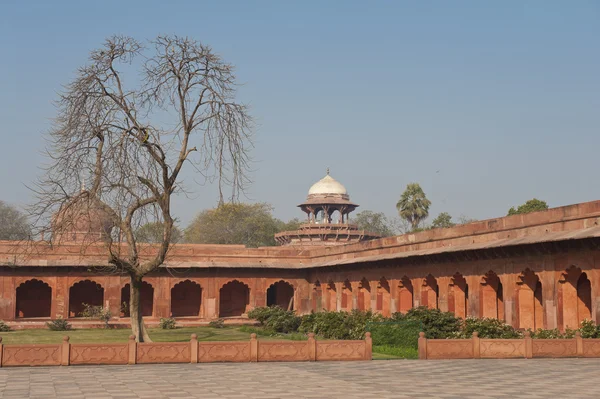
[418,331,600,359]
[0,332,372,367]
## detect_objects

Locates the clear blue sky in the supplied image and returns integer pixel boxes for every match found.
[1,1,599,227]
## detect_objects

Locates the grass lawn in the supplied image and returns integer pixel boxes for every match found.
[0,326,417,360]
[0,326,267,345]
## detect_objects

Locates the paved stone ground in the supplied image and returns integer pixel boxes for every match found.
[0,359,599,398]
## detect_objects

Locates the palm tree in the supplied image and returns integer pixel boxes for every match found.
[396,183,431,230]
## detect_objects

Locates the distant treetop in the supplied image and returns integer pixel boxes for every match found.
[507,199,549,216]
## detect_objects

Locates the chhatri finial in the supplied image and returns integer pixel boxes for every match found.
[326,167,330,176]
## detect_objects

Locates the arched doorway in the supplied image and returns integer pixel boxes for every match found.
[449,273,468,318]
[16,279,52,318]
[517,269,543,330]
[560,266,593,329]
[267,280,295,310]
[397,276,413,313]
[341,280,352,311]
[121,281,154,317]
[422,274,438,309]
[481,271,504,320]
[69,280,104,317]
[170,280,202,317]
[358,278,371,311]
[577,273,592,324]
[219,280,250,317]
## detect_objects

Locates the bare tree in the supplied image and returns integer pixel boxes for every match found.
[30,35,253,341]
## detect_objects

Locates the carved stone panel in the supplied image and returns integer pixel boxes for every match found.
[198,342,251,362]
[258,341,310,362]
[532,339,576,358]
[426,340,473,359]
[70,344,129,365]
[316,341,366,361]
[582,339,600,357]
[2,345,62,367]
[136,342,191,364]
[480,339,525,358]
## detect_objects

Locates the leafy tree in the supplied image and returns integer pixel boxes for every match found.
[353,210,396,237]
[185,203,284,247]
[396,183,431,230]
[0,201,31,240]
[135,222,182,244]
[456,215,478,225]
[276,218,303,233]
[507,199,549,216]
[430,212,455,229]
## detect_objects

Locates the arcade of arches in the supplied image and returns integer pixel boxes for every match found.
[2,198,600,332]
[1,258,599,331]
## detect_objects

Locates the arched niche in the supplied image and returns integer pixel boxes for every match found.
[219,280,250,317]
[267,280,295,310]
[69,280,104,318]
[170,280,202,317]
[16,279,52,318]
[121,281,154,317]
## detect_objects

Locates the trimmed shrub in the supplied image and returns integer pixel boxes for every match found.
[395,307,461,339]
[209,318,225,329]
[454,317,522,339]
[159,317,177,329]
[247,307,279,325]
[299,310,384,340]
[248,306,301,333]
[368,319,422,348]
[46,318,72,331]
[79,304,112,328]
[578,319,599,338]
[0,320,11,332]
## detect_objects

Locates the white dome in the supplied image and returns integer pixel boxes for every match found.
[308,174,347,196]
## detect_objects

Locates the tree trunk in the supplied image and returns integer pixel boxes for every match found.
[130,274,152,342]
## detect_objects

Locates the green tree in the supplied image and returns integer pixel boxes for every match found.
[185,203,283,247]
[135,222,182,244]
[507,199,549,216]
[352,210,396,237]
[431,212,455,229]
[0,201,31,240]
[396,183,432,230]
[276,218,303,232]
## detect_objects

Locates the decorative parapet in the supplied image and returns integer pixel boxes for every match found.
[418,331,591,359]
[0,333,372,367]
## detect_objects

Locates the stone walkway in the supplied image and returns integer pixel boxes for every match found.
[0,359,598,398]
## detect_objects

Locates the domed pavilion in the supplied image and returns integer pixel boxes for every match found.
[274,169,381,246]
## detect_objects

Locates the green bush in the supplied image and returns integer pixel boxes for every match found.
[299,310,384,340]
[0,320,10,332]
[79,304,112,328]
[46,318,72,331]
[453,317,522,339]
[395,307,461,339]
[368,320,421,348]
[159,317,177,329]
[209,318,225,329]
[578,319,599,338]
[247,307,279,325]
[247,306,301,333]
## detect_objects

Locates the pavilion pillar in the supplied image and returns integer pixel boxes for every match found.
[539,269,557,330]
[466,275,480,318]
[155,276,171,319]
[437,276,451,313]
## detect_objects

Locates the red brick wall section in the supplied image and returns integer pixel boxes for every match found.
[0,333,372,367]
[416,331,600,359]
